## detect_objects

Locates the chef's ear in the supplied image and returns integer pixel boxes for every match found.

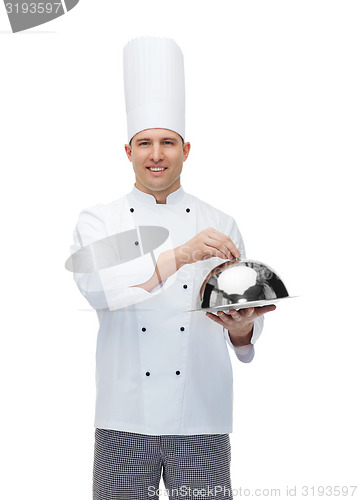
[124,143,132,162]
[183,142,191,162]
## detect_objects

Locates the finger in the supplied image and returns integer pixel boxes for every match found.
[207,229,241,259]
[241,307,255,318]
[253,304,277,317]
[206,236,240,260]
[216,311,232,324]
[228,309,243,321]
[205,239,236,260]
[202,246,231,260]
[205,312,226,327]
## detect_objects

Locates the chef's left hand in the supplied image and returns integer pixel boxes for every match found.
[206,305,276,347]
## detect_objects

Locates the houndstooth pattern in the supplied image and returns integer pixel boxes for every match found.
[93,428,232,499]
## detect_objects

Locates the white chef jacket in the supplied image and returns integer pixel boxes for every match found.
[71,185,264,435]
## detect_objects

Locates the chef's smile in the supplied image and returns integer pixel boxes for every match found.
[146,165,168,174]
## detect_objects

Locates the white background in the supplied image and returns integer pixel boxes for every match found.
[1,1,357,498]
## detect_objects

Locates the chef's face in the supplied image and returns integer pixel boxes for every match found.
[124,128,191,204]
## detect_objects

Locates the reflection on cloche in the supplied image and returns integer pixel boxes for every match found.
[199,259,291,312]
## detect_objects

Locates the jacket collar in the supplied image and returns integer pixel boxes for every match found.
[131,184,186,205]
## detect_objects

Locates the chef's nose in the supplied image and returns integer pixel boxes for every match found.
[150,143,164,162]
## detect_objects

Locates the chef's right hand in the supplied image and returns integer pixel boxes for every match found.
[175,228,240,266]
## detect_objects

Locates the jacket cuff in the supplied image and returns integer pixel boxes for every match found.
[223,327,255,363]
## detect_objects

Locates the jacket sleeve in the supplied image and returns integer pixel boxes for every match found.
[222,216,264,363]
[70,205,161,311]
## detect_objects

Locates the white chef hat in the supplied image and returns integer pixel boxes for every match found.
[123,36,185,144]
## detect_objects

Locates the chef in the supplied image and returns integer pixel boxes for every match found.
[70,36,276,500]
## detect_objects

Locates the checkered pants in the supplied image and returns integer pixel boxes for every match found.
[93,428,232,499]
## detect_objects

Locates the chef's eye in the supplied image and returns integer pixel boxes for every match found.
[139,141,149,146]
[164,141,174,145]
